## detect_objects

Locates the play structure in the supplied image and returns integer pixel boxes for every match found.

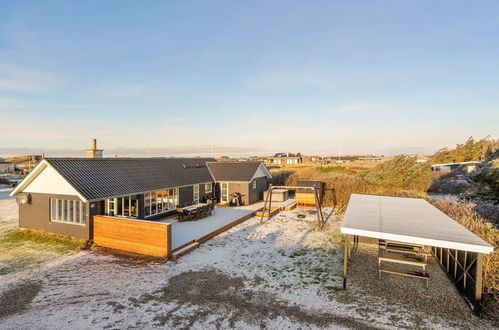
[295,180,325,207]
[260,181,326,226]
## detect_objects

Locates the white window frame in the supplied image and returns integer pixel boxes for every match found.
[220,182,229,203]
[50,198,85,225]
[193,184,200,203]
[143,188,179,217]
[205,182,212,193]
[252,180,257,189]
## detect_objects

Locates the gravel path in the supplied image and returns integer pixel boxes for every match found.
[340,244,492,329]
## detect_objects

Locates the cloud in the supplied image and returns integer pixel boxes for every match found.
[0,64,64,93]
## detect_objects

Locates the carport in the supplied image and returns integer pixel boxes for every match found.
[341,194,494,312]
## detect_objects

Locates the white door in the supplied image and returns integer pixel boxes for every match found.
[221,182,229,203]
[193,184,200,203]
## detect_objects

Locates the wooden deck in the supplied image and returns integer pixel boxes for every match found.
[163,206,262,259]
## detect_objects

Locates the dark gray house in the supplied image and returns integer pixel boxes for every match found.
[207,162,272,205]
[10,158,216,239]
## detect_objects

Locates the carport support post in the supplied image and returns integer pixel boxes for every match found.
[343,234,349,289]
[474,253,484,305]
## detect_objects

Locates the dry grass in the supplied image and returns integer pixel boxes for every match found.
[0,229,87,275]
[429,198,499,310]
[277,166,425,210]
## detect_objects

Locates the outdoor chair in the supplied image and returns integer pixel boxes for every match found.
[188,208,199,221]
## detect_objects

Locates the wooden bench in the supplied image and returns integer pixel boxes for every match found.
[379,265,429,287]
[378,250,427,266]
[378,240,432,261]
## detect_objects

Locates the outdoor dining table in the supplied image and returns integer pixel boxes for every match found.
[181,203,208,212]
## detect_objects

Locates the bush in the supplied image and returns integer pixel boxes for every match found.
[270,170,294,186]
[283,167,425,210]
[360,155,432,191]
[430,136,498,164]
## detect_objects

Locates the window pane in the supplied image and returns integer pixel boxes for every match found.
[74,201,80,223]
[57,199,62,220]
[145,193,150,216]
[50,199,56,221]
[67,200,74,222]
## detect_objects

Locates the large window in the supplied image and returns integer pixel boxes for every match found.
[105,195,139,218]
[50,199,85,225]
[193,185,200,203]
[145,188,178,216]
[205,183,212,194]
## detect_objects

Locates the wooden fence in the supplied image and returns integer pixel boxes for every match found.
[432,247,484,313]
[93,215,172,258]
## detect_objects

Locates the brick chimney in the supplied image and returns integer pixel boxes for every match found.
[85,138,103,158]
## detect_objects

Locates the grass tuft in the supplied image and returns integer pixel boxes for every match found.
[2,230,87,253]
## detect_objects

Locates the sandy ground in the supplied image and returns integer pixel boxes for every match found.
[0,203,495,329]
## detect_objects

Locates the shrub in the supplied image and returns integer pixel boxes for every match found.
[360,155,432,191]
[283,167,425,210]
[430,136,499,164]
[270,170,294,186]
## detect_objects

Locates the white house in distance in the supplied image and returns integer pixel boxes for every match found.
[431,161,481,173]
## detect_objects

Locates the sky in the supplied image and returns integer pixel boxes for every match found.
[0,0,498,157]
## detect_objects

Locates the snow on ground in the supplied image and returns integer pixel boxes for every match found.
[0,186,17,232]
[0,207,495,329]
[161,207,256,249]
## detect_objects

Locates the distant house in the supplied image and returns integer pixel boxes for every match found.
[431,161,481,173]
[0,162,23,174]
[207,162,272,205]
[359,157,383,163]
[266,153,302,166]
[302,156,321,164]
[415,155,430,164]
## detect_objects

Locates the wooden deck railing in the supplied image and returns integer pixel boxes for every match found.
[93,215,172,258]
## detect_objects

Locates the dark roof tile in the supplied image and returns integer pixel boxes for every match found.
[207,162,265,181]
[46,158,215,200]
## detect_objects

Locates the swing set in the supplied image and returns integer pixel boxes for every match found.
[260,184,328,227]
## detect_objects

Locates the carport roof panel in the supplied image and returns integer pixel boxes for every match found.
[341,194,493,254]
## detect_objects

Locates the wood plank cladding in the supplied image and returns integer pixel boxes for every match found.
[296,192,318,205]
[93,215,171,258]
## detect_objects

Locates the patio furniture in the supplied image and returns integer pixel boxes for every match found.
[379,240,432,261]
[177,203,210,221]
[378,248,430,287]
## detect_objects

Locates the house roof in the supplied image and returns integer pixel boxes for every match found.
[37,158,216,201]
[207,162,269,181]
[431,161,481,167]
